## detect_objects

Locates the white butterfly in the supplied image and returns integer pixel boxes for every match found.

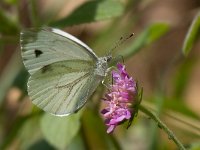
[20,27,111,116]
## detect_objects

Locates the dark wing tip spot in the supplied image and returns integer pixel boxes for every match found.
[34,49,43,57]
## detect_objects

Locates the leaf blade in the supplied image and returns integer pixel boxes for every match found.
[182,11,200,56]
[40,113,81,149]
[50,0,124,27]
[119,23,169,59]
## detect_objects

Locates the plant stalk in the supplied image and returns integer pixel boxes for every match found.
[139,105,186,150]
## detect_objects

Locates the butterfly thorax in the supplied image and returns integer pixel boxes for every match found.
[94,56,110,77]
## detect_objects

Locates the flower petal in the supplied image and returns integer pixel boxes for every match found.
[107,125,116,133]
[101,63,137,133]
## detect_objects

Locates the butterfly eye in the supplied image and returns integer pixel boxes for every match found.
[107,56,112,62]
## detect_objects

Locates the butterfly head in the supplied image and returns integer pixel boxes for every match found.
[95,56,112,77]
[106,55,112,63]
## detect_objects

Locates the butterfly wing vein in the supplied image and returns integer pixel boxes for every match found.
[20,28,104,116]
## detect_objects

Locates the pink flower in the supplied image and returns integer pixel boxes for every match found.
[101,63,137,133]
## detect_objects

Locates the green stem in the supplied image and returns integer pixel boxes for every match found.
[30,0,40,27]
[139,105,186,150]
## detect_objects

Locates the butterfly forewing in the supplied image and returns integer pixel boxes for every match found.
[20,28,97,75]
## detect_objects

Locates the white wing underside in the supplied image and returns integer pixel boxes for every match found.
[20,27,103,116]
[20,27,97,75]
[28,60,102,116]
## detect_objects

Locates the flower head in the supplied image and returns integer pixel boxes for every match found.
[101,63,137,133]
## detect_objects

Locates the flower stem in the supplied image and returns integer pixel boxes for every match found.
[139,105,186,150]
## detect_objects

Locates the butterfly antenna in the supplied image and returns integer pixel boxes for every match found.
[112,73,113,85]
[108,33,134,55]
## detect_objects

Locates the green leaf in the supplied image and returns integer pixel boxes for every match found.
[18,116,43,150]
[0,9,19,35]
[182,11,200,56]
[3,0,18,5]
[81,109,121,150]
[0,50,23,105]
[189,142,200,150]
[164,98,200,119]
[29,0,41,27]
[67,133,86,150]
[172,59,195,98]
[28,139,55,150]
[40,113,81,149]
[0,113,41,149]
[119,23,169,59]
[50,0,124,27]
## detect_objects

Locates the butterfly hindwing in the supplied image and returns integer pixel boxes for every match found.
[28,60,103,116]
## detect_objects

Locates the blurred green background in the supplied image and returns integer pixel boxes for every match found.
[0,0,200,150]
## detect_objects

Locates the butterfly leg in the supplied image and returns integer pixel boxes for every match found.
[101,66,116,88]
